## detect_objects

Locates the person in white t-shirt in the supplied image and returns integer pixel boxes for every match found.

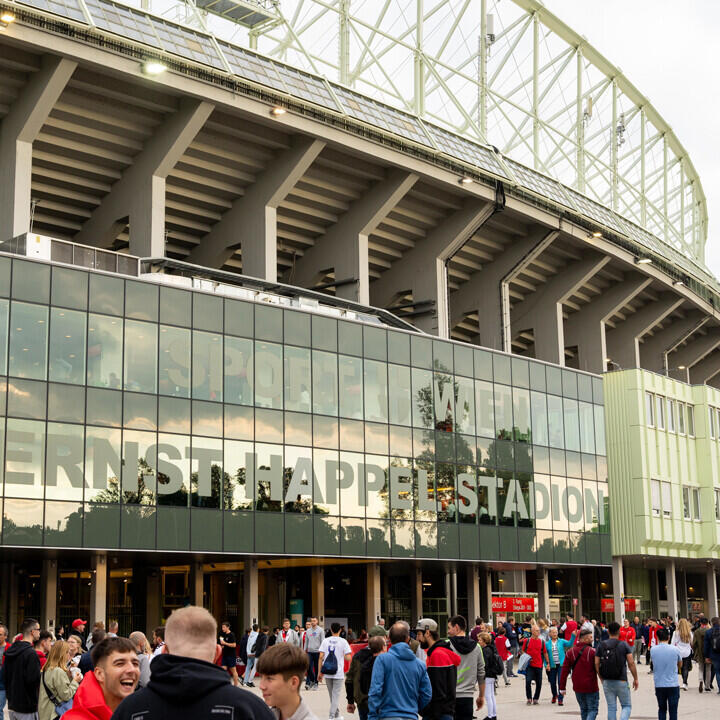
[318,623,352,720]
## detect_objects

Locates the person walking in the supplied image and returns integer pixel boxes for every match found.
[447,615,485,720]
[520,624,548,705]
[245,625,260,687]
[545,625,575,704]
[641,620,651,665]
[595,621,638,720]
[39,640,80,720]
[367,622,431,720]
[559,628,598,720]
[618,620,635,650]
[560,613,578,643]
[703,616,720,694]
[250,628,271,688]
[469,618,484,643]
[650,628,682,720]
[303,618,324,690]
[345,636,385,720]
[238,628,251,680]
[628,617,643,667]
[493,626,512,686]
[318,623,352,720]
[219,620,240,687]
[478,633,503,720]
[416,618,460,720]
[670,619,692,690]
[277,620,301,648]
[692,617,712,692]
[4,617,42,720]
[503,618,519,675]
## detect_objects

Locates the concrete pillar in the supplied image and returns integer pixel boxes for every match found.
[467,565,481,625]
[537,567,550,621]
[146,570,161,633]
[564,274,652,373]
[666,560,679,619]
[574,568,583,618]
[510,254,609,364]
[449,569,458,617]
[411,566,423,626]
[706,565,718,618]
[41,558,58,633]
[372,199,495,337]
[75,99,214,256]
[605,294,683,369]
[366,562,382,632]
[678,568,688,617]
[311,566,325,624]
[89,553,107,630]
[189,560,204,607]
[187,136,325,276]
[289,169,417,305]
[612,557,625,624]
[482,569,493,625]
[0,563,9,626]
[0,56,77,241]
[689,350,720,384]
[9,565,18,635]
[668,327,720,380]
[639,312,708,373]
[244,558,259,627]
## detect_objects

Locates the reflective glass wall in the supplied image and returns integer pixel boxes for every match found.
[0,256,610,563]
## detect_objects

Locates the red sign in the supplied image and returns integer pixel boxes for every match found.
[492,596,536,612]
[601,598,637,613]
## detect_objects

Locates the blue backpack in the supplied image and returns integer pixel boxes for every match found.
[321,641,338,675]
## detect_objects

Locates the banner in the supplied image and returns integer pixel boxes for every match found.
[600,598,637,612]
[492,596,537,613]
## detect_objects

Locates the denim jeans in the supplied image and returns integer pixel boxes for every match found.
[307,651,320,685]
[0,688,5,720]
[525,666,542,700]
[602,679,631,720]
[547,667,558,698]
[654,686,679,720]
[574,691,599,720]
[713,658,720,692]
[243,656,256,684]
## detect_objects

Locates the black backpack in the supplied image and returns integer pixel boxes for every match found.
[712,627,720,654]
[358,651,377,696]
[486,646,505,677]
[597,639,625,680]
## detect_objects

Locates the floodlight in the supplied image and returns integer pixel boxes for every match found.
[635,257,652,265]
[142,60,167,76]
[459,176,473,185]
[270,106,286,116]
[0,11,15,24]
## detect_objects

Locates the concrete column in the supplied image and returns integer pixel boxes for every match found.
[146,570,162,633]
[411,566,423,626]
[482,570,493,625]
[605,294,683,369]
[537,567,550,621]
[187,136,325,276]
[244,558,259,627]
[0,56,77,241]
[574,568,583,618]
[666,560,679,619]
[9,565,18,635]
[689,350,720,384]
[612,557,625,624]
[0,563,9,626]
[75,99,214,256]
[678,569,688,617]
[639,312,708,373]
[449,570,458,617]
[706,565,718,618]
[668,327,720,379]
[372,199,494,337]
[311,566,325,624]
[289,169,417,305]
[189,560,204,607]
[89,553,108,630]
[510,254,609,364]
[564,274,652,373]
[467,564,481,625]
[40,558,58,632]
[366,562,382,632]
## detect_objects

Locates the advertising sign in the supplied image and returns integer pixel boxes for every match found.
[600,598,637,613]
[491,596,537,613]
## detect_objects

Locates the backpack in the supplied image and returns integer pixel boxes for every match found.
[321,641,339,675]
[358,651,377,696]
[486,646,505,677]
[712,627,720,654]
[597,639,625,680]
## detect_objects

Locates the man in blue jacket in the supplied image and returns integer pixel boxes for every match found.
[703,616,720,693]
[368,621,431,720]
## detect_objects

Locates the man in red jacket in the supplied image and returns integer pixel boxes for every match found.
[64,637,139,720]
[416,619,460,720]
[559,629,599,720]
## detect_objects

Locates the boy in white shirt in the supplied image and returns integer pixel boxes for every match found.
[318,623,352,720]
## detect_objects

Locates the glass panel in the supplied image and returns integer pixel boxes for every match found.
[284,445,314,513]
[48,383,84,423]
[530,391,548,446]
[645,392,654,425]
[0,298,7,375]
[475,380,494,438]
[223,439,253,509]
[5,418,45,498]
[160,286,191,327]
[49,308,86,384]
[364,359,388,423]
[579,402,595,454]
[191,436,222,507]
[125,281,158,322]
[45,422,85,501]
[192,331,223,401]
[284,346,311,412]
[85,426,121,502]
[512,387,530,442]
[284,310,310,346]
[9,301,48,380]
[122,429,156,505]
[87,314,123,389]
[312,350,337,416]
[338,322,362,357]
[193,293,222,333]
[312,316,337,352]
[547,395,564,449]
[594,405,606,456]
[224,336,253,405]
[224,299,253,337]
[339,355,363,419]
[12,260,50,304]
[286,412,312,446]
[156,432,190,506]
[433,370,454,431]
[388,364,411,425]
[123,320,157,393]
[494,385,512,439]
[255,341,283,409]
[224,404,253,440]
[453,376,474,434]
[254,443,284,512]
[158,326,190,397]
[192,400,222,437]
[7,378,46,419]
[51,267,88,310]
[255,408,283,444]
[563,399,580,452]
[158,396,190,434]
[411,368,432,428]
[123,393,157,431]
[89,274,123,315]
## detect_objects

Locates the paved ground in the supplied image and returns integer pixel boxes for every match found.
[240,661,719,719]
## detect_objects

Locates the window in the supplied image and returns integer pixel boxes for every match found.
[667,399,675,433]
[678,402,685,434]
[683,486,691,519]
[656,395,665,429]
[651,479,661,516]
[710,407,716,439]
[661,481,672,517]
[715,489,720,521]
[688,405,695,436]
[717,408,720,439]
[692,488,701,520]
[646,391,655,426]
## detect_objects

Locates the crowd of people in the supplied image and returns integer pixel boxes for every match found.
[0,609,718,720]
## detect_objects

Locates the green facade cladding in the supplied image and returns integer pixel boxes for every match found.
[604,368,720,559]
[0,254,611,563]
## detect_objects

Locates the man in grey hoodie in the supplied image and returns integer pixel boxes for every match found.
[448,615,485,720]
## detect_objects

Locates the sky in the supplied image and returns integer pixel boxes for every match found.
[543,0,720,278]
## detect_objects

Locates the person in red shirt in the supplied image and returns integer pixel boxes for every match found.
[559,629,598,720]
[494,626,512,686]
[521,625,549,705]
[34,630,53,668]
[561,613,578,642]
[618,619,636,647]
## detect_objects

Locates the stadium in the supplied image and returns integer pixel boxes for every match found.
[0,0,717,636]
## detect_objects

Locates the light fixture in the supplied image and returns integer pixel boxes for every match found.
[142,60,167,76]
[0,10,15,25]
[270,106,286,117]
[591,231,603,238]
[635,257,652,265]
[677,365,686,371]
[673,279,684,287]
[459,176,473,185]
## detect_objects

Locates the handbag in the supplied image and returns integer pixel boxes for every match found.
[517,652,532,674]
[42,671,74,718]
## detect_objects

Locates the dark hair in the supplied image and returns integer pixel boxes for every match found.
[331,622,341,633]
[389,622,409,645]
[475,617,483,625]
[607,622,621,636]
[91,629,106,646]
[496,625,506,635]
[153,626,165,640]
[567,613,574,619]
[252,624,259,631]
[256,643,308,682]
[579,628,593,638]
[221,620,230,629]
[711,617,720,626]
[262,626,270,633]
[21,618,39,635]
[90,636,137,667]
[35,630,53,647]
[657,627,670,642]
[368,636,385,654]
[449,615,467,631]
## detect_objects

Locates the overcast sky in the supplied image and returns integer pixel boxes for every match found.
[542,0,720,277]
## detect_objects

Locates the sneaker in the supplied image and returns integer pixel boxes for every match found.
[682,683,687,691]
[558,699,564,707]
[551,696,557,704]
[532,700,539,705]
[700,682,705,693]
[526,700,532,705]
[505,682,511,686]
[246,682,255,688]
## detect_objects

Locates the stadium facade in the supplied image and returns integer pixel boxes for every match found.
[0,0,717,635]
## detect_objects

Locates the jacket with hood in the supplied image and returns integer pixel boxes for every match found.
[422,640,460,720]
[448,635,485,699]
[110,653,275,720]
[254,632,269,658]
[63,671,112,720]
[4,639,41,713]
[368,642,431,720]
[345,646,376,712]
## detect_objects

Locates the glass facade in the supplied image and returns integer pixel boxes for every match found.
[0,256,610,563]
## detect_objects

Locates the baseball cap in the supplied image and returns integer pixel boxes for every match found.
[415,618,438,632]
[71,618,87,629]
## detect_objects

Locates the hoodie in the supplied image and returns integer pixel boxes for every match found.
[423,640,460,720]
[448,635,485,698]
[368,642,431,720]
[63,671,112,720]
[110,653,275,720]
[4,639,41,713]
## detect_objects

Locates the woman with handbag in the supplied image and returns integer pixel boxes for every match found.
[39,640,81,720]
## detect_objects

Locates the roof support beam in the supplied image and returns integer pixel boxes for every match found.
[289,168,417,305]
[639,311,709,374]
[75,99,214,257]
[372,199,494,337]
[0,56,77,241]
[448,227,558,350]
[688,350,720,385]
[187,136,325,279]
[564,274,651,374]
[668,327,720,378]
[604,294,684,370]
[510,253,610,365]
